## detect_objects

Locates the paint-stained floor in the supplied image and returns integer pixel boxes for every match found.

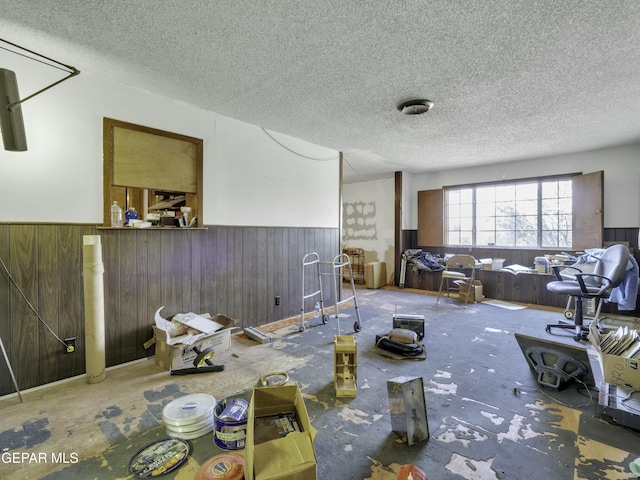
[1,286,639,479]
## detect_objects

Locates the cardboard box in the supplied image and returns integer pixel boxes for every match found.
[454,279,483,303]
[387,376,429,446]
[480,258,505,270]
[245,384,317,480]
[589,322,640,390]
[153,326,231,371]
[595,349,640,390]
[365,261,387,289]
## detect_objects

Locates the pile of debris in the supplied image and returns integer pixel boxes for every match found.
[403,249,444,273]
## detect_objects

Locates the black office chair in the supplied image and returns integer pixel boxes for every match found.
[545,244,630,341]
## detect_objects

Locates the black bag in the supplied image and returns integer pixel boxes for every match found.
[375,333,425,358]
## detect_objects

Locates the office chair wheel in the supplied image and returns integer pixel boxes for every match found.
[564,310,574,320]
[545,326,551,333]
[575,330,590,342]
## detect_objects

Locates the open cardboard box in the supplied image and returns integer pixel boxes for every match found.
[454,279,483,303]
[245,384,317,480]
[589,321,640,390]
[149,312,237,371]
[153,325,231,371]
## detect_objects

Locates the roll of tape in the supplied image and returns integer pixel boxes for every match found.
[257,371,289,387]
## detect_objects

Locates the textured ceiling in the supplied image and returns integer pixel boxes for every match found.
[1,1,639,182]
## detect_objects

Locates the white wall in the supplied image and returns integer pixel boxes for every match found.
[342,177,395,270]
[211,118,339,227]
[0,48,339,228]
[405,144,640,230]
[342,145,640,274]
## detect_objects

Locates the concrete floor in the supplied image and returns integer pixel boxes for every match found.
[1,286,639,479]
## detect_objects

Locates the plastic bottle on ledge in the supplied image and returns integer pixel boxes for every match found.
[314,302,321,318]
[110,201,122,227]
[124,207,138,226]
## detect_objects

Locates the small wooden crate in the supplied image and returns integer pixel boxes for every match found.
[387,375,429,446]
[334,336,357,397]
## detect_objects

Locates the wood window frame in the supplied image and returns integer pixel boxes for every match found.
[417,171,603,249]
[418,189,444,246]
[102,118,203,228]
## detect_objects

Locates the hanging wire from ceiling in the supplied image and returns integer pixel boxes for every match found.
[260,127,338,161]
[342,155,374,183]
[260,126,395,186]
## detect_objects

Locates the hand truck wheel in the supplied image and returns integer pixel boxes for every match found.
[193,346,215,367]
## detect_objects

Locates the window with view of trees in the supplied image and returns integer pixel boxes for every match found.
[417,171,603,251]
[446,179,573,248]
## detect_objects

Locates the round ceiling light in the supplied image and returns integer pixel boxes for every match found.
[397,99,434,115]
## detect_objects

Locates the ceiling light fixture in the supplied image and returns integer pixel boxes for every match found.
[397,99,434,115]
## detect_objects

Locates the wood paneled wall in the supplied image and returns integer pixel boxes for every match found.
[0,224,339,396]
[401,227,640,313]
[403,268,567,308]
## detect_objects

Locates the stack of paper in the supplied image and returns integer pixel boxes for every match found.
[154,307,209,346]
[597,326,640,359]
[499,264,535,275]
[172,312,224,335]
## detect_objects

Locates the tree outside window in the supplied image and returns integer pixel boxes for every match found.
[445,178,572,248]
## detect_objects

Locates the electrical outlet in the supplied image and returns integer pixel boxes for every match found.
[275,296,281,306]
[64,337,76,354]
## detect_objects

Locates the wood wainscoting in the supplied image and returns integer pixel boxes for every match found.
[0,224,339,396]
[402,267,567,308]
[401,228,640,314]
